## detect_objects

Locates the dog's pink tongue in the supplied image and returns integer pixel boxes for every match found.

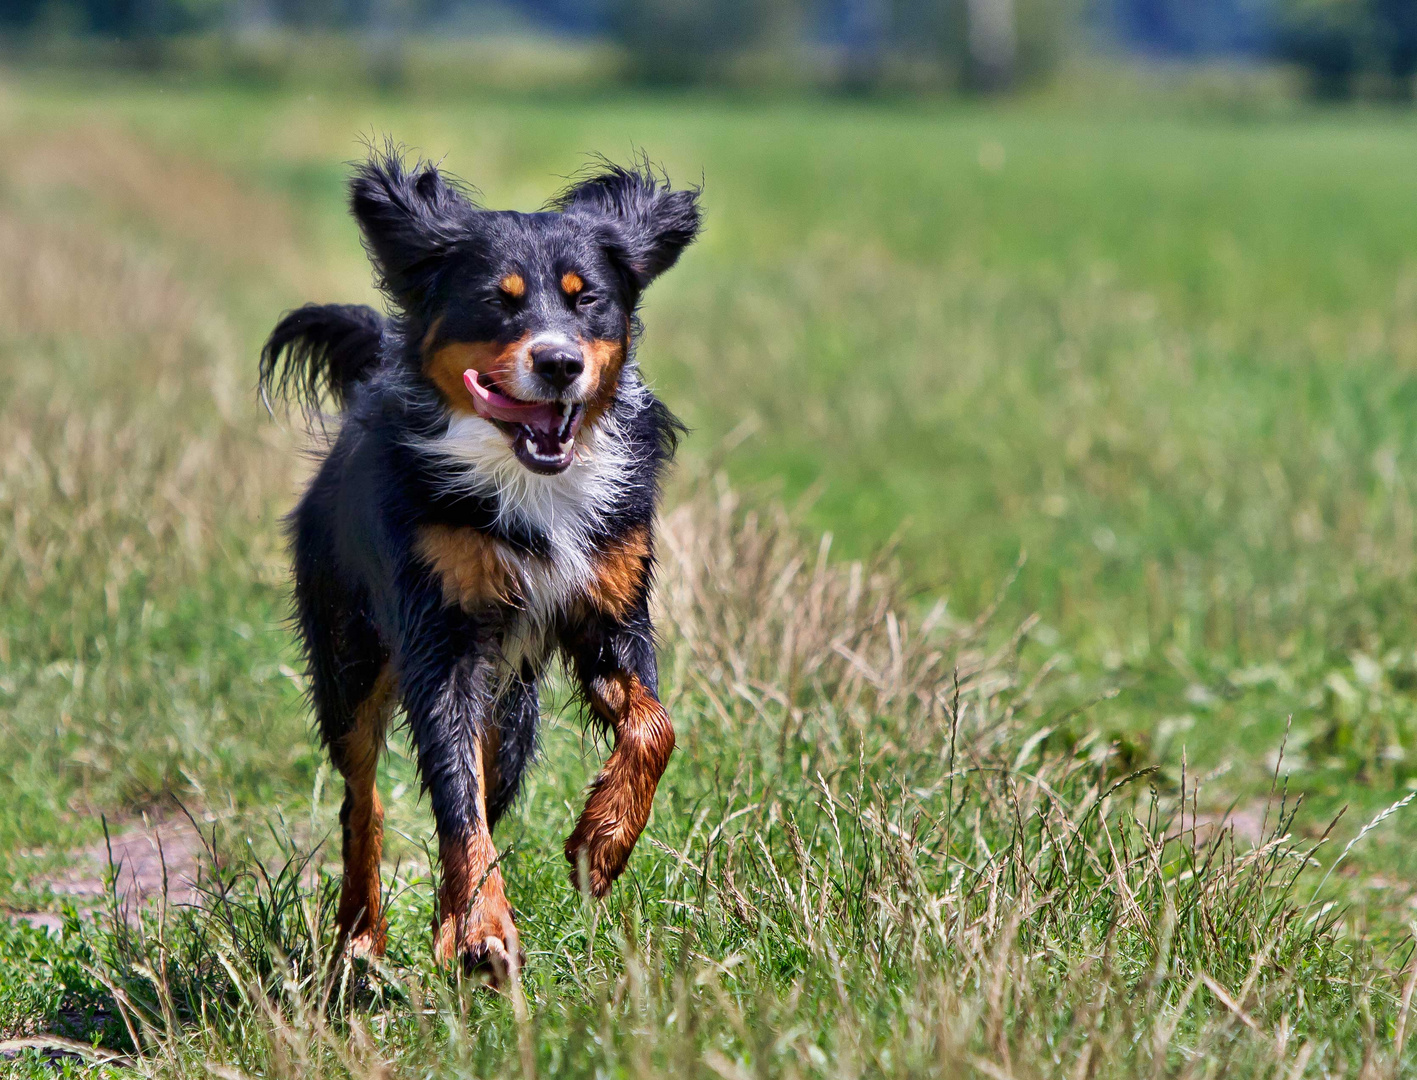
[463,369,561,431]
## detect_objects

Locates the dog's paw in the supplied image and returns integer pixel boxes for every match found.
[434,898,523,989]
[564,821,633,899]
[333,916,387,964]
[346,927,385,959]
[460,932,526,989]
[565,755,663,898]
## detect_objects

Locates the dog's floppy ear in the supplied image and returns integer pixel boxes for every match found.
[350,145,473,306]
[557,160,701,293]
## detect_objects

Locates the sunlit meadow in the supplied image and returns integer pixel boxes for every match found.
[4,71,1417,1076]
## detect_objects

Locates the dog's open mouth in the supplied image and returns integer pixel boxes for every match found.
[463,369,584,475]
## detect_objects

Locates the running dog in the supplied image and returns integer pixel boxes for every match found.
[258,144,699,979]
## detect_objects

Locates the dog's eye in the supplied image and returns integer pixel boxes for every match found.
[576,292,599,309]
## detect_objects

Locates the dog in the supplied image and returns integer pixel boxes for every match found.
[258,144,700,978]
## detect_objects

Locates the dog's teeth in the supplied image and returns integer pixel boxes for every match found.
[558,405,580,440]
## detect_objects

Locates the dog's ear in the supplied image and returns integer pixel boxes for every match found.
[350,146,473,305]
[558,161,701,293]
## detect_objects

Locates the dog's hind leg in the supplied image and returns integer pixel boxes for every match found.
[306,624,392,958]
[292,502,393,959]
[330,663,396,958]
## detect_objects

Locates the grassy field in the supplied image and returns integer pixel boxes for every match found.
[5,69,1417,1075]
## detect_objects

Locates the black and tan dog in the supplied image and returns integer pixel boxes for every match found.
[258,145,699,978]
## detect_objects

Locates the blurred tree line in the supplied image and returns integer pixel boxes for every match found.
[0,0,1070,92]
[1274,0,1417,98]
[2,0,1413,99]
[608,0,1070,91]
[1109,0,1417,98]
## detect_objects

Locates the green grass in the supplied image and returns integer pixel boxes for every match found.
[4,70,1417,1075]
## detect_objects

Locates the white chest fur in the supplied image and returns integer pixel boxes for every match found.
[417,406,639,647]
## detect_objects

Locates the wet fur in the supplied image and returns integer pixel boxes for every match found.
[260,143,698,975]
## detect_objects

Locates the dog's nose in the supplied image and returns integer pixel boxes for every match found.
[530,344,585,392]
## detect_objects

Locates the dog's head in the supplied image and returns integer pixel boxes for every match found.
[351,148,700,475]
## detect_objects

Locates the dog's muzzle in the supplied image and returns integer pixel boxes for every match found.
[463,369,585,475]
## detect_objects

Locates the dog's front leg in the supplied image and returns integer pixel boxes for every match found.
[433,725,518,981]
[399,632,519,983]
[562,609,675,898]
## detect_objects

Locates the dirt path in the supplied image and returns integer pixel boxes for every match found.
[10,817,208,931]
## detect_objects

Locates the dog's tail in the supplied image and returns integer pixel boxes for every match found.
[259,303,385,414]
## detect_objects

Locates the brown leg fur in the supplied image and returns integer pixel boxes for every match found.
[334,665,396,958]
[564,673,675,897]
[432,734,520,984]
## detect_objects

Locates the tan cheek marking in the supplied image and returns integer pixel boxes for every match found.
[425,339,528,414]
[415,525,518,611]
[580,337,628,426]
[561,272,584,295]
[587,525,649,619]
[499,273,526,298]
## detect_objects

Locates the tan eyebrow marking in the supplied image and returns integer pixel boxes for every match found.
[561,272,584,296]
[499,273,526,298]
